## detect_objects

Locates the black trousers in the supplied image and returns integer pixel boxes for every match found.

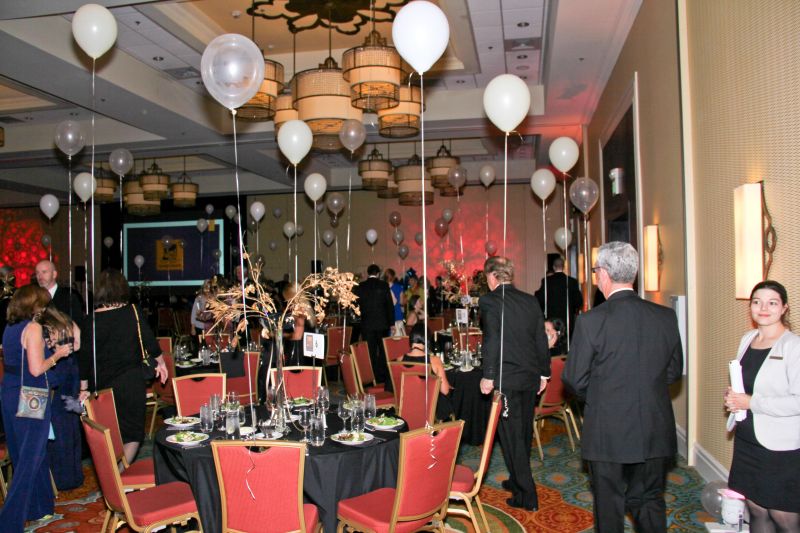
[587,456,670,533]
[361,328,389,384]
[498,388,538,507]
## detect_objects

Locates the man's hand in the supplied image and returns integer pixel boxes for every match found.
[480,378,495,395]
[538,377,548,395]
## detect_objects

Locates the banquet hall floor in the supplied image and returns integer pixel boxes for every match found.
[16,419,714,532]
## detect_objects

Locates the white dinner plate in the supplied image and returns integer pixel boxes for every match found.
[175,362,195,369]
[164,416,200,428]
[239,426,255,437]
[166,432,208,446]
[366,416,404,430]
[331,432,374,445]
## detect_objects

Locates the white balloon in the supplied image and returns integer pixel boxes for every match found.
[249,201,265,222]
[483,74,531,133]
[479,165,496,188]
[365,229,378,245]
[73,172,96,202]
[549,136,580,173]
[103,236,114,248]
[569,177,600,215]
[554,227,572,250]
[39,194,60,220]
[530,168,556,200]
[205,204,214,216]
[304,173,327,202]
[225,205,237,220]
[197,218,209,232]
[277,120,313,165]
[54,120,86,157]
[200,34,265,110]
[71,4,118,60]
[392,0,450,74]
[441,208,454,223]
[283,221,296,239]
[134,254,145,268]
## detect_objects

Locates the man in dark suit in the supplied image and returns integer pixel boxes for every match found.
[354,264,394,384]
[535,256,583,337]
[563,242,683,533]
[479,256,550,511]
[35,259,86,490]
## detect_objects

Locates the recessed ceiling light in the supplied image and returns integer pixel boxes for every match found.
[69,111,79,117]
[231,10,242,18]
[517,21,530,28]
[456,79,465,84]
[488,45,494,50]
[152,56,164,62]
[521,76,528,80]
[516,65,530,71]
[517,54,528,60]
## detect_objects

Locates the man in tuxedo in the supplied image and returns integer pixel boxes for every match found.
[479,256,549,511]
[354,264,394,384]
[35,260,85,490]
[563,242,683,533]
[535,256,583,335]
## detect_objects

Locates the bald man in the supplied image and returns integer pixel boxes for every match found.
[34,260,86,490]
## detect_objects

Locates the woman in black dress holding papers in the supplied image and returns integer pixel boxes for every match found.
[725,280,800,532]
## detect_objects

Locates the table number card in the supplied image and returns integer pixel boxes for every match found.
[304,332,325,359]
[455,308,469,325]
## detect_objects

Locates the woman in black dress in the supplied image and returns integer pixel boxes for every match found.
[725,280,800,532]
[78,269,166,464]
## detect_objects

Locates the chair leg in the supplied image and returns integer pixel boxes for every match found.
[560,412,576,451]
[475,494,490,533]
[148,400,160,439]
[532,418,544,461]
[462,496,481,532]
[100,510,111,533]
[336,521,346,532]
[108,514,119,532]
[50,470,58,498]
[566,407,581,439]
[0,464,7,499]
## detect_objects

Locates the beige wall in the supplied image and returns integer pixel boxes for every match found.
[682,1,800,471]
[247,182,569,295]
[585,0,687,430]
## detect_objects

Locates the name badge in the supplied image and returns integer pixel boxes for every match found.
[768,355,784,360]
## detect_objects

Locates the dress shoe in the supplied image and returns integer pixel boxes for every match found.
[506,497,537,512]
[501,479,513,491]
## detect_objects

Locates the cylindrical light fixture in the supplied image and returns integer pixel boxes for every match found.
[170,173,198,208]
[395,154,433,206]
[377,172,399,199]
[342,30,402,111]
[294,56,364,137]
[237,57,284,121]
[378,84,421,138]
[426,144,459,189]
[273,91,298,134]
[123,178,160,216]
[139,161,169,201]
[94,167,117,203]
[359,146,393,190]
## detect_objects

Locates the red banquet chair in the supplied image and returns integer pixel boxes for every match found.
[383,335,410,363]
[448,393,502,531]
[339,351,361,398]
[173,373,226,417]
[336,420,464,533]
[82,417,200,533]
[387,360,428,405]
[350,341,383,391]
[325,326,352,377]
[225,351,260,406]
[533,355,581,460]
[85,389,155,490]
[399,372,440,430]
[212,440,321,532]
[148,352,176,438]
[269,366,323,400]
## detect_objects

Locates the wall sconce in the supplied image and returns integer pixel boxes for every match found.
[644,225,662,292]
[734,181,776,299]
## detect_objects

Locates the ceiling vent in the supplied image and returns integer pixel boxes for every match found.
[504,38,541,52]
[0,116,25,124]
[163,67,200,80]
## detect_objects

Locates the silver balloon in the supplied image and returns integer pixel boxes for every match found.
[103,236,114,248]
[295,224,305,236]
[398,244,409,259]
[441,208,454,223]
[316,202,325,214]
[700,481,726,520]
[322,230,335,247]
[447,166,467,188]
[225,205,237,220]
[273,207,283,219]
[205,204,214,216]
[197,218,209,232]
[212,249,222,259]
[54,120,85,157]
[569,177,600,215]
[269,240,278,251]
[108,148,134,176]
[41,234,52,247]
[338,119,366,153]
[389,211,402,227]
[414,232,423,246]
[392,229,404,245]
[326,192,345,216]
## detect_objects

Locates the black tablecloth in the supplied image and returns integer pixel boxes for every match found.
[446,367,491,445]
[174,361,219,377]
[153,406,403,533]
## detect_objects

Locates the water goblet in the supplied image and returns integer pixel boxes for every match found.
[210,393,221,413]
[298,408,312,443]
[200,404,213,433]
[238,405,247,426]
[310,415,325,447]
[225,410,239,439]
[364,394,377,421]
[337,403,351,433]
[226,391,239,408]
[351,407,366,436]
[317,387,330,413]
[274,411,288,435]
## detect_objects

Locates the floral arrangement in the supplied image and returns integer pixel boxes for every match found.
[441,260,467,304]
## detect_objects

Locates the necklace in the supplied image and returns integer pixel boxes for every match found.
[96,303,125,312]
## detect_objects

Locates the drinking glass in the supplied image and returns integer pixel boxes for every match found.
[215,406,226,432]
[210,393,221,414]
[337,403,351,433]
[310,415,325,447]
[200,404,212,433]
[238,405,247,426]
[351,407,365,436]
[274,411,288,435]
[298,408,312,443]
[317,386,330,413]
[225,410,239,439]
[226,392,239,409]
[364,394,377,421]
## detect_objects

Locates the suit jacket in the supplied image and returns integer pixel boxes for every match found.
[51,285,85,321]
[535,272,583,324]
[354,277,394,332]
[563,289,683,463]
[731,329,800,451]
[479,284,550,391]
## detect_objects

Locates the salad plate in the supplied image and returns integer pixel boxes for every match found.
[166,431,208,446]
[366,415,403,430]
[164,416,200,428]
[331,432,374,445]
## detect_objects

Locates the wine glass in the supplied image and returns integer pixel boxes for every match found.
[317,386,330,413]
[297,408,312,443]
[364,394,377,421]
[337,403,351,433]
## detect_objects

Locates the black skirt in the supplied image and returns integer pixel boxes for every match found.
[728,433,800,512]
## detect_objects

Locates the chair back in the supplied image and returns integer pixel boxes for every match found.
[339,352,361,396]
[212,441,309,532]
[450,327,483,352]
[383,336,410,362]
[426,317,445,333]
[474,394,502,488]
[350,341,376,386]
[219,350,246,378]
[81,418,128,515]
[388,360,428,404]
[399,373,440,430]
[173,374,226,416]
[84,389,125,464]
[175,309,193,336]
[393,421,464,523]
[204,333,229,351]
[157,336,173,357]
[157,308,174,334]
[325,326,352,366]
[226,352,260,406]
[152,352,176,402]
[269,366,322,400]
[539,355,568,410]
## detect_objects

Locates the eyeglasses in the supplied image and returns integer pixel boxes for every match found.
[591,266,603,274]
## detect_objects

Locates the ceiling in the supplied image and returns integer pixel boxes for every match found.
[0,0,642,206]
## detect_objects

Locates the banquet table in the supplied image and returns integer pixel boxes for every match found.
[153,405,404,533]
[446,366,491,445]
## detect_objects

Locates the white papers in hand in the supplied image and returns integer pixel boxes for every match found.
[729,360,747,422]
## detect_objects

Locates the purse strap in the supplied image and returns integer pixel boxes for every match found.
[21,336,49,389]
[131,305,149,362]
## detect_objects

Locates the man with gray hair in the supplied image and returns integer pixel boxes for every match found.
[563,242,683,532]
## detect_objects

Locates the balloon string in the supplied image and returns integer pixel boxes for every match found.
[293,165,298,287]
[419,72,430,422]
[68,157,73,296]
[119,173,123,258]
[502,133,508,257]
[313,201,317,278]
[231,110,249,363]
[346,169,352,259]
[542,199,548,318]
[563,174,570,351]
[498,132,510,400]
[91,58,98,396]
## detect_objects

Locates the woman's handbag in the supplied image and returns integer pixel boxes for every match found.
[16,347,50,420]
[132,305,157,381]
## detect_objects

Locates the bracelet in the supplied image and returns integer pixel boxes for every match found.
[80,389,89,392]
